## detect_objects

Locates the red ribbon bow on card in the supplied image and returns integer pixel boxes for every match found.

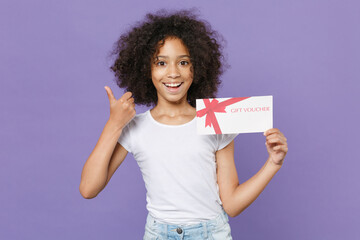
[196,97,250,134]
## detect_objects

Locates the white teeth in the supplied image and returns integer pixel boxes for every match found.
[164,83,182,87]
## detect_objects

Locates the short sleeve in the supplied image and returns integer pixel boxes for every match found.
[216,133,238,151]
[118,123,132,153]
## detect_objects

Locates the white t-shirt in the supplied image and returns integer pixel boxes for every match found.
[118,110,238,225]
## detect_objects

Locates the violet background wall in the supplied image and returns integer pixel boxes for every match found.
[1,0,359,239]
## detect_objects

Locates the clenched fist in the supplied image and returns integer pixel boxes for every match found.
[104,86,136,130]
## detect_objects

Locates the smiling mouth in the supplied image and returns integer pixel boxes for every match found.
[163,82,183,88]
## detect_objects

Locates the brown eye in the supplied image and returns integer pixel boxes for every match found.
[156,61,166,66]
[180,60,189,65]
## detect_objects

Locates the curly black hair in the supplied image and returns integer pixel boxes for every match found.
[110,8,228,107]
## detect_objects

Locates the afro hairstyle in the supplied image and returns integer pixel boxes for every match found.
[110,8,228,107]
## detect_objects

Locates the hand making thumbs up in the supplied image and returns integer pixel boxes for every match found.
[104,86,136,129]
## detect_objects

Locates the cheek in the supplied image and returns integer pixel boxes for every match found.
[182,67,193,79]
[189,66,194,79]
[151,68,165,81]
[150,72,159,85]
[188,71,194,83]
[151,78,161,91]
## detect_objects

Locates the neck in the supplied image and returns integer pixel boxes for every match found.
[152,95,195,117]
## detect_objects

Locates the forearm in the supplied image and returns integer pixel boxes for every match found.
[79,120,123,198]
[226,158,282,217]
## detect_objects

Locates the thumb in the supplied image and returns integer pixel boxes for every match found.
[104,86,116,104]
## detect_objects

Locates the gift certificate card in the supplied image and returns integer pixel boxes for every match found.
[196,95,273,134]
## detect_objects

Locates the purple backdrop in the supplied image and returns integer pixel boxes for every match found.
[1,0,359,239]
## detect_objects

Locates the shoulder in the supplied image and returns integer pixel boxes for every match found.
[124,110,149,130]
[119,111,149,145]
[216,134,239,151]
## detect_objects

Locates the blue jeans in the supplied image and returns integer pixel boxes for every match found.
[143,208,233,240]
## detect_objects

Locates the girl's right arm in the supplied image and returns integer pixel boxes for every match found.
[79,87,135,199]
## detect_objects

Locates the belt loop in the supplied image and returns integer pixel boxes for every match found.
[165,224,168,239]
[201,222,207,239]
[202,222,208,238]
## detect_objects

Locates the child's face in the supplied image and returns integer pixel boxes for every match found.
[151,37,193,105]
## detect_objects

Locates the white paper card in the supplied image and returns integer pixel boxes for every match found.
[196,95,273,134]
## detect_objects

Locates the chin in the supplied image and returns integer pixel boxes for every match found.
[162,94,188,104]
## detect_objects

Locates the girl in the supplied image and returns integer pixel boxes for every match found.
[79,9,288,240]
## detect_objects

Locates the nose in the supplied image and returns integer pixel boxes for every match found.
[167,63,180,79]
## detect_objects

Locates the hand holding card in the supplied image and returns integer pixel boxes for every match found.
[264,128,288,166]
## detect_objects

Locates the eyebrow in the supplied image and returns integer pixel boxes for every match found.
[155,55,191,59]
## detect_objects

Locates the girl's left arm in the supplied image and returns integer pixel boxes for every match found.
[216,128,288,218]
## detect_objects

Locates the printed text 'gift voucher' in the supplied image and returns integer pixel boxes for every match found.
[196,95,273,134]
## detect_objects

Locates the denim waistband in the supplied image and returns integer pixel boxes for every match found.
[145,207,229,238]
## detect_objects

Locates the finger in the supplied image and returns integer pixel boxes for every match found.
[264,128,280,136]
[119,91,132,102]
[266,142,281,152]
[104,86,116,103]
[266,133,286,140]
[127,97,135,104]
[267,137,287,145]
[264,128,285,137]
[266,141,277,149]
[266,134,287,142]
[273,144,288,152]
